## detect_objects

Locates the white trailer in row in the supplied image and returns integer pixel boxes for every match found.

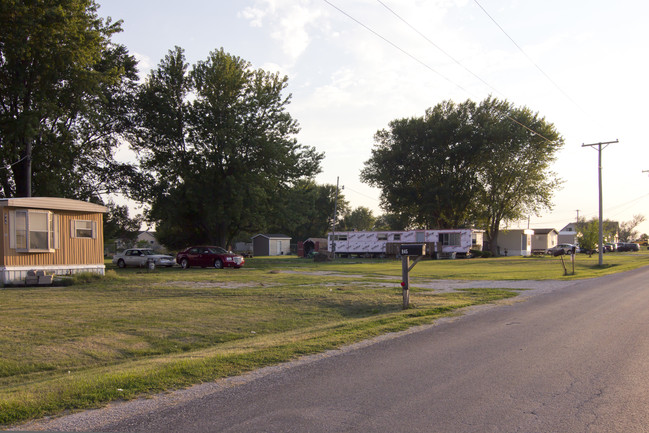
[327,229,483,258]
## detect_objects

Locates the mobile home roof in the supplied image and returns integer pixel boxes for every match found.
[0,197,107,213]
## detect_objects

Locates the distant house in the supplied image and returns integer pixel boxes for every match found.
[531,228,559,253]
[135,231,167,252]
[496,229,534,256]
[558,221,619,246]
[0,197,107,285]
[558,222,579,245]
[252,234,292,256]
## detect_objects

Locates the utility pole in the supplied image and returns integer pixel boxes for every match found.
[582,139,618,266]
[576,209,580,221]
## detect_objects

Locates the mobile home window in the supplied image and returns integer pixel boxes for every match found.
[393,234,401,241]
[29,212,49,249]
[11,210,59,252]
[440,233,461,246]
[377,234,388,241]
[72,220,95,238]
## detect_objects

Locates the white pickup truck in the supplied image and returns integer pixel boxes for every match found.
[112,248,175,268]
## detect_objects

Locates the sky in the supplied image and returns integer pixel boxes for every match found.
[99,0,649,236]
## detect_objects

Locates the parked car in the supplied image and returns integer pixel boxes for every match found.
[112,248,175,268]
[617,242,640,252]
[604,243,616,252]
[176,246,245,269]
[547,243,577,255]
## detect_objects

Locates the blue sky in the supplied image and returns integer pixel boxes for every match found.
[100,0,649,235]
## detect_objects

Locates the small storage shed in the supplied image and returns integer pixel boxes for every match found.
[0,197,107,285]
[252,234,292,256]
[531,228,559,253]
[496,229,534,256]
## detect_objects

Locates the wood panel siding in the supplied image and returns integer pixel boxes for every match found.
[2,209,104,267]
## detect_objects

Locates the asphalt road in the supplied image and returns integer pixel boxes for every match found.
[18,267,649,432]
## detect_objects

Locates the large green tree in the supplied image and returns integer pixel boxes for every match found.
[0,0,137,199]
[362,97,564,255]
[129,47,323,249]
[361,100,483,229]
[472,97,563,255]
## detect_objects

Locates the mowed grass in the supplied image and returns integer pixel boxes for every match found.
[249,249,649,280]
[2,250,648,426]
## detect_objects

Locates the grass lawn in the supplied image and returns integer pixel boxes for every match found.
[1,250,648,426]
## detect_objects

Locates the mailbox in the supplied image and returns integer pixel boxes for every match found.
[400,244,426,256]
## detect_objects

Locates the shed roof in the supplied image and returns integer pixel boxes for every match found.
[252,233,292,240]
[0,197,107,213]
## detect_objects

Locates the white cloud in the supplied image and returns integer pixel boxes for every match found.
[239,7,266,27]
[133,52,153,80]
[240,0,327,66]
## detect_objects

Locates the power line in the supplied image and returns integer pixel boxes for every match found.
[322,0,469,94]
[4,155,28,168]
[472,0,592,120]
[375,0,503,97]
[344,186,381,202]
[323,0,557,144]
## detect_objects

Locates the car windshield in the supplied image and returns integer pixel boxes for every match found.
[208,247,228,254]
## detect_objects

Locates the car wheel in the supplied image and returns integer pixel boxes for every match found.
[214,259,223,269]
[181,258,189,269]
[117,259,126,268]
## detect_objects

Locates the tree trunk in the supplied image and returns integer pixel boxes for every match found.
[214,221,228,247]
[13,142,32,197]
[489,227,500,256]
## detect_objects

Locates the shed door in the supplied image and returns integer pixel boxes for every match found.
[277,241,282,255]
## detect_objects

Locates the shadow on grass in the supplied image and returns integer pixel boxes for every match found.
[588,263,620,270]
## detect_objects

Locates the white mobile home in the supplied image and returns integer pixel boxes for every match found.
[327,229,483,258]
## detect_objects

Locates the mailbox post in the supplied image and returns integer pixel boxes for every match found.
[400,244,426,309]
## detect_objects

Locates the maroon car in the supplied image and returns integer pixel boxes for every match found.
[176,246,245,269]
